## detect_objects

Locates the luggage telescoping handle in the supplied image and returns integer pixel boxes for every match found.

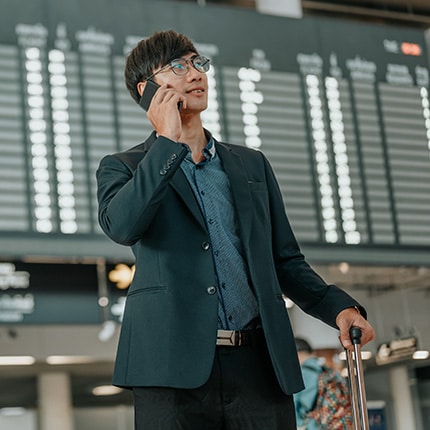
[345,327,370,430]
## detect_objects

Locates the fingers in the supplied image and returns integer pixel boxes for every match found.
[339,321,375,351]
[336,308,376,351]
[150,84,184,112]
[146,85,184,141]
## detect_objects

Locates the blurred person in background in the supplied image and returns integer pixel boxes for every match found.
[294,338,323,430]
[294,337,354,430]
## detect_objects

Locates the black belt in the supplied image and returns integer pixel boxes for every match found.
[216,328,262,347]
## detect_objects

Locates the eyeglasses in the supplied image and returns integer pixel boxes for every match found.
[145,55,211,81]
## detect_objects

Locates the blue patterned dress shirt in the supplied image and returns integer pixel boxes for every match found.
[180,137,259,330]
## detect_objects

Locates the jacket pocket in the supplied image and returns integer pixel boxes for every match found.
[248,181,267,192]
[127,285,167,296]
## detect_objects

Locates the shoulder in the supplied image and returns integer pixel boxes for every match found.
[114,142,148,167]
[216,140,265,158]
[98,132,156,171]
[215,141,271,173]
[301,357,324,373]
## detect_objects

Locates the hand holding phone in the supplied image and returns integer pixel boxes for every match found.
[139,80,160,111]
[139,80,183,112]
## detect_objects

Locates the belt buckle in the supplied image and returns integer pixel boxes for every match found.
[217,329,241,346]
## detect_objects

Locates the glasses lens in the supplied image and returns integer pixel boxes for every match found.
[170,59,188,75]
[168,56,211,76]
[193,56,210,72]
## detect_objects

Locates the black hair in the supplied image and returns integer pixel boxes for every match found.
[295,337,313,353]
[124,30,199,104]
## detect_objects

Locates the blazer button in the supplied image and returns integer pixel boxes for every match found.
[207,286,217,295]
[201,241,210,250]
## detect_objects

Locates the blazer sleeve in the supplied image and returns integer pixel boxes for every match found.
[261,153,364,328]
[96,136,188,246]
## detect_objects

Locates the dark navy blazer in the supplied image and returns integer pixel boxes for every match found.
[96,131,363,394]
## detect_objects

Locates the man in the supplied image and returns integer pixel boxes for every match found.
[96,30,375,430]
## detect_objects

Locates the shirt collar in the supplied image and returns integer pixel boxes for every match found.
[184,130,216,163]
[203,135,216,160]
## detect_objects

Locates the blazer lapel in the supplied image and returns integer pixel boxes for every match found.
[216,142,253,247]
[143,132,207,231]
[167,139,254,240]
[170,169,207,231]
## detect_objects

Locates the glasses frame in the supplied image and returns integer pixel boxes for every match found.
[145,55,211,82]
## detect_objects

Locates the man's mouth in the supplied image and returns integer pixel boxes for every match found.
[187,88,204,94]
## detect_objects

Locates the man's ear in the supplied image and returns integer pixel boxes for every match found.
[137,81,145,97]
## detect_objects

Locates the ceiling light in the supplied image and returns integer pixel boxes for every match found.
[361,350,373,360]
[413,350,429,360]
[0,407,27,416]
[338,350,372,361]
[338,262,350,274]
[0,356,35,365]
[92,385,123,396]
[46,355,96,365]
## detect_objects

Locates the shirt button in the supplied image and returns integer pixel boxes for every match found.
[201,241,210,250]
[207,286,217,295]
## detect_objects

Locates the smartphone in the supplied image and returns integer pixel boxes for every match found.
[139,80,182,111]
[139,80,160,111]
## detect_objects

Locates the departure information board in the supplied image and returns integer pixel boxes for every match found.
[0,260,99,324]
[0,0,429,264]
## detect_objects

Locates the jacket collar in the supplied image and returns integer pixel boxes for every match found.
[214,142,253,247]
[143,131,253,244]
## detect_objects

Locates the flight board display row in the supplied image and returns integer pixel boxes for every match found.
[0,0,429,260]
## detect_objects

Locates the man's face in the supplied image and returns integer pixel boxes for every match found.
[152,52,209,113]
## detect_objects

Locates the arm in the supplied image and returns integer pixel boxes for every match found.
[262,154,375,347]
[96,136,188,245]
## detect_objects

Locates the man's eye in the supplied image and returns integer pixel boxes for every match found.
[172,63,186,70]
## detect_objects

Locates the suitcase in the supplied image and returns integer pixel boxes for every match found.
[345,327,370,430]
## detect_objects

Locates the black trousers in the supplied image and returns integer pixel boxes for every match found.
[132,332,296,430]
